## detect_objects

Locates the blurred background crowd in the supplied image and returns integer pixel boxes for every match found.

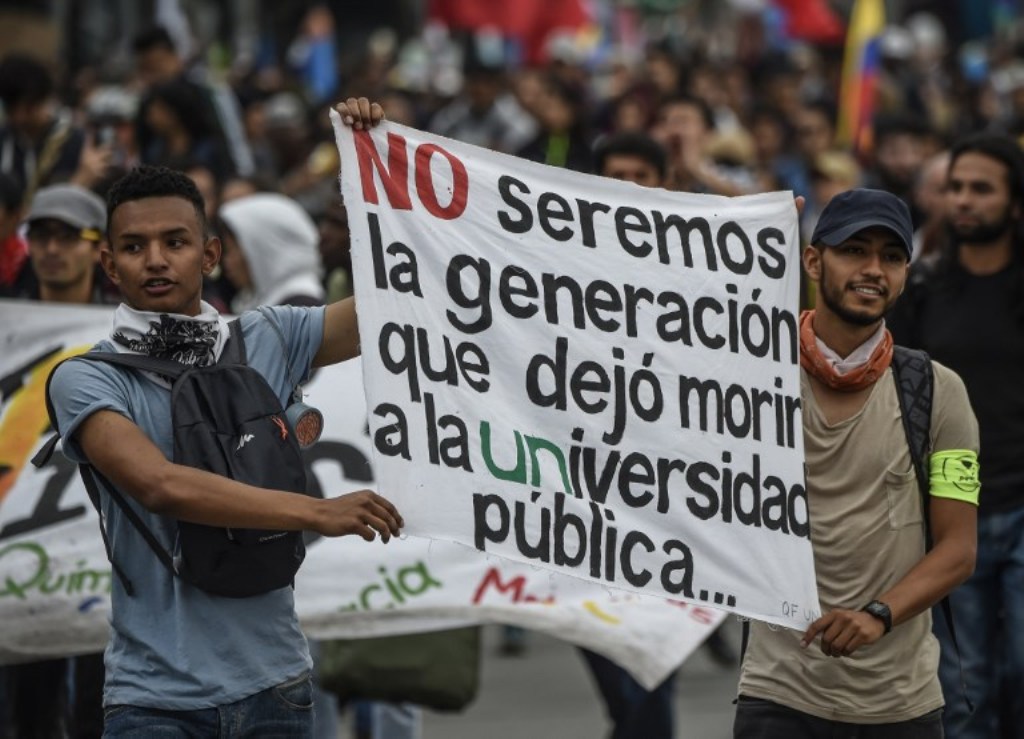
[2,0,1023,308]
[1,1,1023,737]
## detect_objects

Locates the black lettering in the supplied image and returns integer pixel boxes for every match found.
[473,493,510,550]
[569,361,609,414]
[582,447,620,505]
[653,213,714,269]
[537,192,574,241]
[762,476,789,533]
[553,494,587,566]
[656,457,687,514]
[386,241,423,296]
[733,454,761,526]
[716,220,754,275]
[576,199,611,247]
[378,322,420,402]
[526,337,567,410]
[661,540,694,597]
[685,461,720,519]
[455,341,490,393]
[615,207,653,258]
[497,175,532,233]
[541,273,586,329]
[656,292,692,344]
[620,530,654,587]
[623,285,654,338]
[445,255,491,334]
[787,483,809,538]
[617,452,655,508]
[372,403,410,460]
[584,280,622,332]
[499,266,539,319]
[693,297,725,349]
[757,227,786,279]
[514,495,551,561]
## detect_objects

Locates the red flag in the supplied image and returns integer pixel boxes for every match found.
[429,0,591,64]
[772,0,845,45]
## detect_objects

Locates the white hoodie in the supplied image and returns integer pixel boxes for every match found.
[219,193,325,311]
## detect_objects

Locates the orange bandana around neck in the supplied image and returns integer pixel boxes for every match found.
[798,310,893,392]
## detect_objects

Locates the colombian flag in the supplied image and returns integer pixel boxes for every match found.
[836,0,885,156]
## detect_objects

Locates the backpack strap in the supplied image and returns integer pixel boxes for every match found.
[80,462,180,590]
[30,356,136,592]
[891,347,933,523]
[73,352,189,378]
[31,353,182,596]
[219,319,246,366]
[30,324,245,595]
[32,319,243,467]
[891,346,973,714]
[77,463,138,595]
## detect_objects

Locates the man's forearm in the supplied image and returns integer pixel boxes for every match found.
[144,461,326,531]
[876,536,975,627]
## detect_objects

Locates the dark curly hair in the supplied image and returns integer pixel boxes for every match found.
[593,131,667,181]
[106,165,208,238]
[0,54,53,111]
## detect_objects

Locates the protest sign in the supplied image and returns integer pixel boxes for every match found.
[0,300,722,687]
[333,116,819,629]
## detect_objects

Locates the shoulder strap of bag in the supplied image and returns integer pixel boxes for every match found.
[79,461,180,591]
[31,355,183,596]
[891,346,973,714]
[75,352,189,378]
[891,346,933,517]
[32,320,245,462]
[219,319,246,365]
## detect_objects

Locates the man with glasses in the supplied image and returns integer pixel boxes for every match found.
[0,182,113,737]
[3,183,115,304]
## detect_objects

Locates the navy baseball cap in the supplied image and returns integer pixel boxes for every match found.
[810,188,914,259]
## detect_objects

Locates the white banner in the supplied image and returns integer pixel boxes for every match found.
[334,117,819,629]
[0,300,725,688]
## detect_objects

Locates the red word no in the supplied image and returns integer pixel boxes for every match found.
[355,130,469,220]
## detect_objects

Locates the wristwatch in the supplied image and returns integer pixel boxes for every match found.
[861,600,893,634]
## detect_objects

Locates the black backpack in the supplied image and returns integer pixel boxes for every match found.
[33,319,308,599]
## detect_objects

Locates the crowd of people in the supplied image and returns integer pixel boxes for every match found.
[1,1,1023,737]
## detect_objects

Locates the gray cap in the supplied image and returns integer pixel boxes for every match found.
[26,184,106,233]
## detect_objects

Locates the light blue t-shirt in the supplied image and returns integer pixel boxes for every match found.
[50,305,326,710]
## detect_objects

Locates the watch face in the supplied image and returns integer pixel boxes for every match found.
[865,601,892,631]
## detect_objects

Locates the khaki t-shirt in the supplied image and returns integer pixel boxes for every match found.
[738,362,978,723]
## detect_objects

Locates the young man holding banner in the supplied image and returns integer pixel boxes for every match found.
[735,189,979,736]
[45,100,401,737]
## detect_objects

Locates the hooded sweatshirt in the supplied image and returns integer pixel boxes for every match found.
[219,193,325,311]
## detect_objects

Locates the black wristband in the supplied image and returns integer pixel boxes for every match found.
[861,600,893,634]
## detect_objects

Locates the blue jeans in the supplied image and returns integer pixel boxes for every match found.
[734,696,943,738]
[102,671,313,738]
[935,504,1024,738]
[580,648,675,739]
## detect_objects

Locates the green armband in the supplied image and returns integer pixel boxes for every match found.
[929,450,980,505]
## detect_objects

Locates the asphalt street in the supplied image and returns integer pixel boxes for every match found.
[371,620,742,739]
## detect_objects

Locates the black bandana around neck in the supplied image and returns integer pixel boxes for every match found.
[110,301,229,375]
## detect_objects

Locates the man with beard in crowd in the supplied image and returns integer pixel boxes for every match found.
[890,133,1024,738]
[737,188,979,736]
